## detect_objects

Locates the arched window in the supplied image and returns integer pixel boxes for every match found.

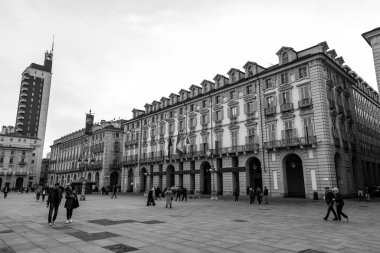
[282,52,289,64]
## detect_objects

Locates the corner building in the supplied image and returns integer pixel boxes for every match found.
[48,120,124,190]
[120,34,380,198]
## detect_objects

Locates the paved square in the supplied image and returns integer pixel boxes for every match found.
[0,193,379,252]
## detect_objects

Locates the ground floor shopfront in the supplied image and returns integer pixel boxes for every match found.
[49,168,122,191]
[0,173,34,190]
[121,146,361,198]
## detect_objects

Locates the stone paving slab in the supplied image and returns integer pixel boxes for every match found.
[0,193,380,252]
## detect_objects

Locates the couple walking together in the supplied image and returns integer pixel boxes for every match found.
[46,183,79,226]
[323,187,349,222]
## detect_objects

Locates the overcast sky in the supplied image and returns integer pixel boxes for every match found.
[0,0,379,156]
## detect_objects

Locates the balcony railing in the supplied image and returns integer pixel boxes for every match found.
[246,111,257,118]
[300,136,317,145]
[20,93,27,97]
[280,103,294,113]
[215,120,223,126]
[18,161,27,165]
[264,106,276,116]
[122,155,138,165]
[298,98,312,108]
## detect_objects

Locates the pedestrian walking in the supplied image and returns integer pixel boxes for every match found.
[36,186,42,201]
[234,188,239,202]
[64,184,78,224]
[256,187,263,204]
[364,186,370,201]
[249,188,255,204]
[42,187,47,202]
[146,187,156,206]
[46,183,63,226]
[263,186,269,204]
[165,187,173,208]
[323,187,338,221]
[357,188,364,201]
[175,187,182,201]
[332,188,349,222]
[155,186,162,200]
[111,185,117,199]
[2,185,9,199]
[182,187,188,201]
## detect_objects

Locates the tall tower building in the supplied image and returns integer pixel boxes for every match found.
[362,27,380,92]
[14,50,53,184]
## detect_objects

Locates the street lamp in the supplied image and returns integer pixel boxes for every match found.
[144,172,152,189]
[206,150,218,201]
[77,156,95,201]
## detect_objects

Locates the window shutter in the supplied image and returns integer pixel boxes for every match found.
[293,128,298,137]
[289,91,293,103]
[245,136,248,144]
[236,104,240,116]
[253,100,258,112]
[207,114,210,124]
[279,93,283,105]
[244,103,247,114]
[194,116,197,126]
[274,95,277,106]
[213,111,216,121]
[264,98,268,109]
[281,130,285,139]
[221,110,224,120]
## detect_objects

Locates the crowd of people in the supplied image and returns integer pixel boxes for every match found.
[145,186,189,208]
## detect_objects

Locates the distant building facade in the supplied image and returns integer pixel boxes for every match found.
[48,120,124,190]
[0,134,42,189]
[121,30,380,198]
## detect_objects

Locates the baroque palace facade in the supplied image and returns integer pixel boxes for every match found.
[48,120,124,190]
[121,37,380,198]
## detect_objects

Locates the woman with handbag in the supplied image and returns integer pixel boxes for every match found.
[64,184,78,224]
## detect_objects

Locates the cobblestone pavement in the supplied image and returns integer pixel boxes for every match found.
[0,192,379,253]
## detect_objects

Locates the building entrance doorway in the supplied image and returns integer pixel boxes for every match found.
[200,162,211,194]
[15,177,24,189]
[247,157,262,190]
[127,169,134,192]
[285,154,305,198]
[110,172,119,187]
[140,168,147,192]
[166,165,175,188]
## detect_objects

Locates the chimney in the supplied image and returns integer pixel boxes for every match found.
[362,27,380,92]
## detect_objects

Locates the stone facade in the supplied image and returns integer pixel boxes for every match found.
[122,37,380,199]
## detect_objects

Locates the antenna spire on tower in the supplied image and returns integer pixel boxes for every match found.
[52,35,55,53]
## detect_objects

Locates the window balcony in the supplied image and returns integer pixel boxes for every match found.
[190,126,196,132]
[17,116,24,120]
[21,93,27,97]
[264,106,276,116]
[16,121,24,126]
[202,124,208,129]
[21,87,28,92]
[300,136,317,145]
[264,140,279,149]
[19,161,27,166]
[280,103,294,113]
[19,98,26,103]
[215,120,223,126]
[16,128,22,132]
[245,143,259,152]
[298,98,312,109]
[22,81,29,86]
[19,104,26,109]
[280,137,300,147]
[246,111,257,118]
[122,155,138,165]
[18,110,25,114]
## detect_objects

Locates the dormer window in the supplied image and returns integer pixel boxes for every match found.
[232,72,237,82]
[248,67,253,76]
[282,52,289,64]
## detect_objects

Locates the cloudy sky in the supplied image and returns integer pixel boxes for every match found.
[0,0,379,156]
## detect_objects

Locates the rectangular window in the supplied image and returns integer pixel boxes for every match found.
[179,108,183,115]
[190,118,195,127]
[265,78,273,89]
[247,127,256,144]
[303,117,314,137]
[283,120,294,139]
[179,121,184,130]
[215,96,220,104]
[10,158,13,163]
[201,114,207,124]
[281,72,289,84]
[230,90,236,99]
[190,104,194,112]
[170,111,174,118]
[216,110,222,121]
[298,66,307,79]
[202,100,207,108]
[160,126,165,135]
[280,91,291,104]
[246,85,253,94]
[169,124,174,133]
[230,106,237,118]
[266,96,274,107]
[267,123,276,141]
[143,130,147,139]
[299,85,310,100]
[231,130,239,147]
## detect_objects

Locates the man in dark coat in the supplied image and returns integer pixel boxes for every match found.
[46,183,63,226]
[146,187,155,206]
[111,185,117,199]
[249,188,255,204]
[2,185,9,199]
[323,187,338,221]
[182,187,188,201]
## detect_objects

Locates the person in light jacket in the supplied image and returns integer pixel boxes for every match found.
[165,187,173,208]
